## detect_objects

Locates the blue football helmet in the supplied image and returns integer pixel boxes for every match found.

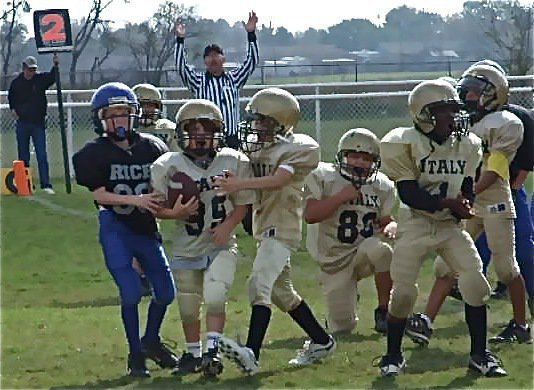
[91,82,139,140]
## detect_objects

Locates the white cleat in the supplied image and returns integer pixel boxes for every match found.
[219,336,259,375]
[42,188,55,195]
[288,335,336,366]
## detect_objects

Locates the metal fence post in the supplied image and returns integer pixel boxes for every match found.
[315,86,321,144]
[66,92,74,178]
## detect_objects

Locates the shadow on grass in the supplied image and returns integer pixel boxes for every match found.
[405,346,466,373]
[50,296,120,309]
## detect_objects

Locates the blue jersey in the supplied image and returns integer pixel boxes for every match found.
[73,133,168,236]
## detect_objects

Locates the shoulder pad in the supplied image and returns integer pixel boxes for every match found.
[287,133,320,148]
[381,127,417,144]
[216,147,251,162]
[155,118,176,131]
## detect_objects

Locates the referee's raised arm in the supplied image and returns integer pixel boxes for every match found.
[230,11,259,88]
[175,22,202,92]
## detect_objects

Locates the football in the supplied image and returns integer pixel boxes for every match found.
[167,171,200,208]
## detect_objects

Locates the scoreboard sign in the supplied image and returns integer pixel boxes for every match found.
[33,9,73,53]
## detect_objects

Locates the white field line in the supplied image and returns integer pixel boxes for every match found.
[24,195,95,219]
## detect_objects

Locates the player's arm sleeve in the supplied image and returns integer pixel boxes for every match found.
[279,143,321,180]
[175,37,202,93]
[149,157,169,197]
[230,155,257,205]
[379,181,397,217]
[72,149,108,191]
[379,141,417,182]
[487,121,523,180]
[230,31,259,89]
[303,168,324,200]
[396,180,442,212]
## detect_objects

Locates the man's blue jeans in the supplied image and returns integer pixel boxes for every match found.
[16,120,51,189]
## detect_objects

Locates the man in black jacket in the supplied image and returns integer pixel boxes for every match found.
[8,54,58,194]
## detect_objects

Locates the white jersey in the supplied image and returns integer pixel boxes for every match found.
[151,147,255,264]
[305,162,396,267]
[380,127,482,222]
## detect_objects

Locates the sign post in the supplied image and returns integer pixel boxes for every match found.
[33,9,73,193]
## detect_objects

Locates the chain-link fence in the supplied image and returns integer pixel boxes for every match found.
[1,79,532,184]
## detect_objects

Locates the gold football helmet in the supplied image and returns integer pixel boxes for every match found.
[132,83,162,126]
[458,64,509,114]
[336,128,380,185]
[239,87,300,153]
[409,79,466,140]
[175,99,224,155]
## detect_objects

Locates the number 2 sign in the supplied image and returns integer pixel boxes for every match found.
[33,9,73,53]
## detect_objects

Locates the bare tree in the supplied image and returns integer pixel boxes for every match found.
[126,1,195,85]
[89,27,119,85]
[463,1,533,75]
[1,0,30,89]
[69,0,124,86]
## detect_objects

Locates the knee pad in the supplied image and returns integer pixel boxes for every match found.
[361,237,392,273]
[457,271,490,306]
[271,290,301,312]
[493,253,521,284]
[177,292,202,323]
[434,256,455,278]
[389,283,418,318]
[204,280,228,315]
[248,271,274,306]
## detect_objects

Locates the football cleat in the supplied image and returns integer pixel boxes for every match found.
[405,312,433,346]
[489,319,532,344]
[171,352,203,375]
[142,339,179,368]
[490,282,508,300]
[288,335,336,366]
[374,354,406,377]
[127,352,150,377]
[202,348,224,377]
[374,307,388,334]
[219,336,259,375]
[468,350,507,377]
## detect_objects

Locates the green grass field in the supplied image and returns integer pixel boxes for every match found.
[1,184,533,389]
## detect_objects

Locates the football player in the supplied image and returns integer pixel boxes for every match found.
[150,99,256,377]
[377,79,506,377]
[72,82,182,377]
[133,83,179,151]
[131,83,179,296]
[406,64,532,346]
[304,128,396,335]
[214,87,335,375]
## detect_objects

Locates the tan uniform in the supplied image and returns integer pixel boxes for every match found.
[435,110,523,283]
[305,162,396,332]
[247,133,320,311]
[150,147,256,321]
[381,127,490,318]
[138,118,180,152]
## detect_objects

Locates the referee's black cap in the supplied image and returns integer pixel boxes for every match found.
[203,44,224,57]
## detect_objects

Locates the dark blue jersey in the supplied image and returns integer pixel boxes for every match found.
[73,133,168,236]
[505,104,534,182]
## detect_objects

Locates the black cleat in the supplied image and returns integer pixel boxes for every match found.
[127,352,150,377]
[171,352,203,375]
[374,354,406,377]
[374,307,388,334]
[142,340,179,368]
[405,312,433,346]
[489,319,532,344]
[490,282,507,300]
[202,348,224,377]
[468,350,507,377]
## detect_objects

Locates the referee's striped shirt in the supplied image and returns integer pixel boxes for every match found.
[175,32,259,137]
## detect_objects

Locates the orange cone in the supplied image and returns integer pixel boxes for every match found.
[13,160,32,196]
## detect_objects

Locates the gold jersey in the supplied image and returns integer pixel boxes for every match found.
[380,127,482,222]
[138,118,180,152]
[305,162,396,267]
[248,133,320,249]
[470,111,523,218]
[151,147,256,259]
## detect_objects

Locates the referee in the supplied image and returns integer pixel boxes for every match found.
[175,11,259,149]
